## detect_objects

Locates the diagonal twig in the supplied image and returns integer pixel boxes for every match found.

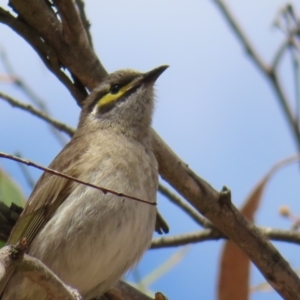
[158,183,211,228]
[0,152,155,206]
[0,48,68,145]
[213,0,300,151]
[151,227,300,249]
[0,92,75,137]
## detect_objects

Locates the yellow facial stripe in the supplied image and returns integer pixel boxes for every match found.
[97,82,133,108]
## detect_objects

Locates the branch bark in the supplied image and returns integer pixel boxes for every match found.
[0,243,82,300]
[0,92,75,137]
[0,244,152,300]
[1,1,300,299]
[151,227,300,249]
[9,0,107,95]
[0,7,87,103]
[213,0,300,151]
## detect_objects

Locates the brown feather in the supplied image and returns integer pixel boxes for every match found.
[7,137,82,246]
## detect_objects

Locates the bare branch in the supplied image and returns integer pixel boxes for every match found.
[0,92,75,137]
[212,0,268,72]
[213,0,300,151]
[9,0,107,93]
[0,243,156,300]
[0,243,82,300]
[0,48,68,145]
[290,47,300,130]
[268,70,300,146]
[272,38,290,69]
[74,0,94,48]
[0,7,87,103]
[151,229,222,249]
[2,1,300,298]
[0,48,49,109]
[158,183,211,228]
[0,243,153,300]
[0,152,156,207]
[152,130,300,299]
[151,227,300,249]
[55,0,90,42]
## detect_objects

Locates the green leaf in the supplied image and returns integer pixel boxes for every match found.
[0,167,25,208]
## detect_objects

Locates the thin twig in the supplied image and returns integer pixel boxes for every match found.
[151,227,300,249]
[0,92,75,137]
[0,152,156,206]
[151,229,222,249]
[0,48,68,145]
[280,6,300,132]
[0,49,48,110]
[158,183,211,228]
[291,46,300,131]
[272,38,290,69]
[213,0,300,151]
[269,70,300,146]
[271,25,300,69]
[213,0,268,72]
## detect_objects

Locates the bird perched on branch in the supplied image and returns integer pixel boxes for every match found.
[0,65,168,299]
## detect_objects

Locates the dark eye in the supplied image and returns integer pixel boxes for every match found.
[110,84,121,94]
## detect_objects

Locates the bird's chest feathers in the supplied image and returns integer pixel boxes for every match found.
[81,135,158,198]
[30,135,157,293]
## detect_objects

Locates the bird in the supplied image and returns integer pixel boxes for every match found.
[0,65,168,299]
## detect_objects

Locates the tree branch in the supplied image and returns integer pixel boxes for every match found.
[0,152,156,207]
[212,0,268,72]
[152,131,300,299]
[74,0,94,48]
[2,1,300,299]
[0,7,87,103]
[151,229,222,249]
[0,242,82,300]
[9,0,107,94]
[158,183,211,228]
[0,92,75,137]
[151,227,300,249]
[213,0,300,151]
[0,48,68,145]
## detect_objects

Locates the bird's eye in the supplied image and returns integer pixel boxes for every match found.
[109,85,121,94]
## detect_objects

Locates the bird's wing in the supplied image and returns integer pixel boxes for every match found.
[0,138,85,296]
[7,138,82,246]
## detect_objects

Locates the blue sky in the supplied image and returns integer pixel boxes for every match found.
[1,1,300,299]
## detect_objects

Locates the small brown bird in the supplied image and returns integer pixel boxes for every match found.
[1,65,168,299]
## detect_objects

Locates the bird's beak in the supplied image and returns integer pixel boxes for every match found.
[142,65,169,85]
[125,65,169,92]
